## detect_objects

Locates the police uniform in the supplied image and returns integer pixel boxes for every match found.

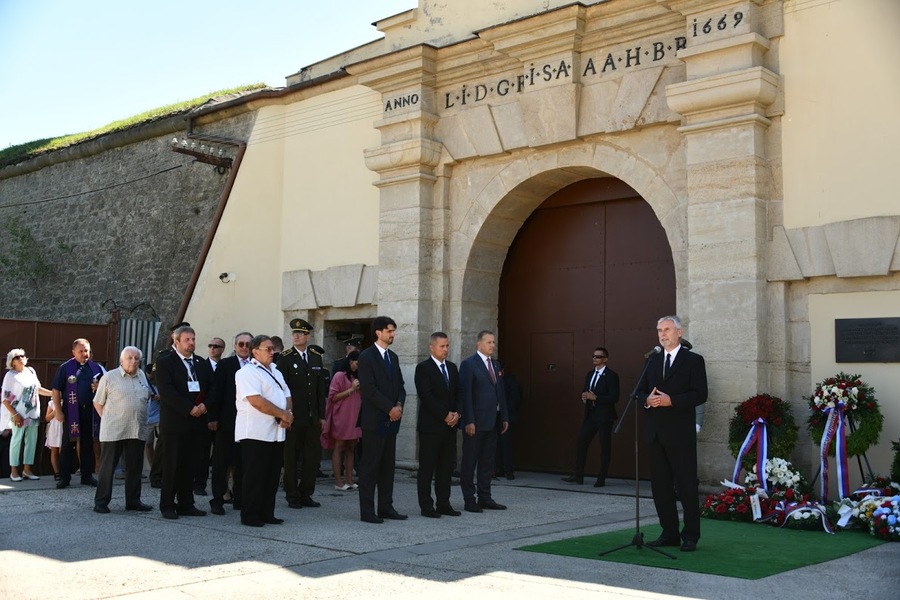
[277,319,327,507]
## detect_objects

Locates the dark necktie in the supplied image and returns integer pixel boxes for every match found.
[590,370,599,391]
[487,358,496,384]
[383,350,392,379]
[184,357,196,380]
[664,353,671,378]
[440,362,449,387]
[301,351,308,366]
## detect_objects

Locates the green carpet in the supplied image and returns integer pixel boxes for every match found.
[518,520,884,579]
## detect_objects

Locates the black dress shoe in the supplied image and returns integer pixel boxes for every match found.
[150,481,162,489]
[593,479,606,488]
[478,499,507,510]
[647,536,681,548]
[561,476,583,484]
[261,517,284,525]
[193,487,208,496]
[361,514,384,524]
[56,479,71,489]
[506,474,516,481]
[299,498,321,508]
[464,503,483,513]
[287,500,304,509]
[378,510,408,520]
[161,510,179,520]
[420,508,441,518]
[177,507,207,517]
[93,505,110,514]
[681,540,698,552]
[81,477,98,487]
[209,502,226,515]
[125,502,153,512]
[241,518,264,527]
[436,505,462,516]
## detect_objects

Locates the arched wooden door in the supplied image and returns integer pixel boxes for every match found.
[498,178,675,479]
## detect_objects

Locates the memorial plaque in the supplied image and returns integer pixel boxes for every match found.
[835,318,900,362]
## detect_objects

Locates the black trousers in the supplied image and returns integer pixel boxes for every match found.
[193,428,214,491]
[149,431,164,486]
[417,428,456,510]
[358,430,396,517]
[649,437,701,543]
[241,439,283,522]
[210,427,242,506]
[95,438,144,508]
[283,424,320,501]
[60,403,95,483]
[461,421,498,504]
[159,430,203,513]
[496,421,514,475]
[574,417,613,480]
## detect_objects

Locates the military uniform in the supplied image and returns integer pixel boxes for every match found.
[277,319,327,507]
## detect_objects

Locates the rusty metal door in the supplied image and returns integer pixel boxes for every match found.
[499,178,675,479]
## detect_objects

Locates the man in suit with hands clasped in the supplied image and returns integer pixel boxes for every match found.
[562,346,619,487]
[638,315,708,553]
[414,332,462,518]
[459,330,509,513]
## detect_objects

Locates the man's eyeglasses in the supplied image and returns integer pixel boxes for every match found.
[236,342,251,347]
[258,346,276,353]
[208,344,225,349]
[592,355,607,359]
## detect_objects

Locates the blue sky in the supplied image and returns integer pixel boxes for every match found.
[0,0,414,149]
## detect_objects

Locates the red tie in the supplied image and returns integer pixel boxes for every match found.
[487,358,496,383]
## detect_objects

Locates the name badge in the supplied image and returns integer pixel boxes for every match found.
[188,381,201,393]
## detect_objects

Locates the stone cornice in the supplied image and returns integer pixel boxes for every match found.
[768,217,900,281]
[477,3,587,61]
[346,45,439,94]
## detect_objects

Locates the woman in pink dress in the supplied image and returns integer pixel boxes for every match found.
[324,351,362,491]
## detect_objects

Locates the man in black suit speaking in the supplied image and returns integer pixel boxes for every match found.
[562,346,619,487]
[459,330,508,513]
[356,315,406,524]
[639,316,708,552]
[414,332,461,518]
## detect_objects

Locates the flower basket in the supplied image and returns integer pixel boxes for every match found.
[807,372,883,457]
[870,496,900,541]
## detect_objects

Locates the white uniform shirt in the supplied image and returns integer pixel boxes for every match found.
[234,359,289,443]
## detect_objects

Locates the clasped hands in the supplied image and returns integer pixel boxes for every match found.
[644,387,672,409]
[190,402,207,418]
[388,404,403,422]
[444,411,460,427]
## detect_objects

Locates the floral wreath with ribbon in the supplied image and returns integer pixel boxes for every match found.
[728,394,798,492]
[807,372,884,502]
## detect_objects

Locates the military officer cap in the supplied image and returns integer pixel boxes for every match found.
[308,344,325,356]
[290,318,313,334]
[344,336,363,348]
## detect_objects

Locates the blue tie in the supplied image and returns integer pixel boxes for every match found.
[383,350,392,379]
[440,363,449,387]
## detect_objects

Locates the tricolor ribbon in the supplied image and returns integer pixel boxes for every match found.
[732,418,768,492]
[762,500,835,534]
[819,402,850,502]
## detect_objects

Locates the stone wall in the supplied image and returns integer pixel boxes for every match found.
[0,112,256,333]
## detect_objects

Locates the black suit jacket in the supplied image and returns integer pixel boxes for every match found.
[414,358,459,434]
[357,344,405,433]
[638,347,707,445]
[582,367,620,423]
[459,353,508,431]
[208,355,242,431]
[277,347,327,426]
[156,350,214,434]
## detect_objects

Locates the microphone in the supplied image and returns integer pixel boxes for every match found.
[644,346,662,358]
[680,339,693,350]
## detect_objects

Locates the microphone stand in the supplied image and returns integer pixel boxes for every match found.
[598,350,675,560]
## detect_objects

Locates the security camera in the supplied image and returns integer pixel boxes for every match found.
[219,272,236,283]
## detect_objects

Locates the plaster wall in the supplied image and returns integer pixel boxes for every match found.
[780,0,900,228]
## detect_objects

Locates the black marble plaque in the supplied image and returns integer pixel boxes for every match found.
[835,318,900,362]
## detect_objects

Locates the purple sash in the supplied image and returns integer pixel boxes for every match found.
[62,359,102,437]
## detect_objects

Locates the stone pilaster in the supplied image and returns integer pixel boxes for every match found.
[664,0,782,477]
[347,47,447,465]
